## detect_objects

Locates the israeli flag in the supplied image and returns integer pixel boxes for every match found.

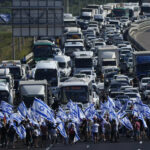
[84,103,96,120]
[1,101,13,115]
[32,98,56,124]
[0,111,4,119]
[74,124,80,143]
[18,101,28,118]
[57,122,68,138]
[108,96,115,109]
[10,113,24,124]
[14,125,26,139]
[120,117,133,130]
[117,110,126,119]
[101,101,109,111]
[57,107,68,121]
[115,100,122,110]
[138,113,148,128]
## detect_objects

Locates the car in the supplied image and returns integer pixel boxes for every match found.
[113,75,131,84]
[124,92,139,102]
[120,85,133,91]
[110,91,124,99]
[140,77,150,91]
[109,80,122,93]
[124,88,141,98]
[143,83,150,100]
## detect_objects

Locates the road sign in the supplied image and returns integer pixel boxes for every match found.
[12,0,64,37]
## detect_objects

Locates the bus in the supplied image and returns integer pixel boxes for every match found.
[59,76,99,108]
[112,8,129,18]
[33,40,55,62]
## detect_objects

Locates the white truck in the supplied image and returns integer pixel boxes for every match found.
[32,60,60,97]
[97,45,119,73]
[0,60,27,91]
[54,55,71,77]
[0,82,14,105]
[72,51,96,75]
[19,80,52,108]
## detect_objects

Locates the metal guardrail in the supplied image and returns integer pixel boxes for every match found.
[21,52,33,65]
[128,19,150,51]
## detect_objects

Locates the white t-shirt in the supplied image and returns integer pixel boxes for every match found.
[92,123,99,133]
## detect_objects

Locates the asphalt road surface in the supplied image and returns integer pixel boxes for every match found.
[1,139,150,150]
[51,141,150,150]
[136,29,150,51]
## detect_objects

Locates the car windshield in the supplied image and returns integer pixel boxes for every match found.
[61,86,89,104]
[110,84,121,89]
[146,85,150,90]
[35,69,58,86]
[65,46,83,53]
[142,79,150,83]
[9,67,21,79]
[0,91,9,102]
[126,94,137,98]
[58,62,66,68]
[34,45,53,58]
[75,58,92,68]
[102,61,116,66]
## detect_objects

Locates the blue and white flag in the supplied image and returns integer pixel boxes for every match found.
[57,107,68,121]
[74,124,80,143]
[10,113,24,124]
[108,96,115,109]
[57,122,67,138]
[120,116,133,130]
[18,101,28,118]
[32,98,56,124]
[138,113,148,128]
[77,105,85,120]
[0,111,4,119]
[115,100,122,110]
[101,101,109,111]
[117,110,126,119]
[1,101,13,115]
[14,125,26,139]
[84,103,96,120]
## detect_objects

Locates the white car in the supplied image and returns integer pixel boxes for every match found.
[140,77,150,91]
[124,88,141,98]
[143,84,150,100]
[124,92,139,102]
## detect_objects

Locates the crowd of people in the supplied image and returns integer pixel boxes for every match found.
[0,111,150,149]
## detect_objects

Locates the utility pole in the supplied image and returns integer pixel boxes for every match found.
[66,0,69,13]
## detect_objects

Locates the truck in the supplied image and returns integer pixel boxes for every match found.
[133,51,150,79]
[0,68,14,90]
[0,60,27,91]
[72,51,96,75]
[19,80,52,108]
[0,82,14,105]
[97,45,119,74]
[32,60,60,97]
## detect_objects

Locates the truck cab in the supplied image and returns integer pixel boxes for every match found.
[19,80,52,108]
[54,55,71,77]
[0,82,14,105]
[72,51,96,75]
[0,60,26,91]
[0,68,14,90]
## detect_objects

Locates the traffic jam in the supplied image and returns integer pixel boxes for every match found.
[1,2,150,149]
